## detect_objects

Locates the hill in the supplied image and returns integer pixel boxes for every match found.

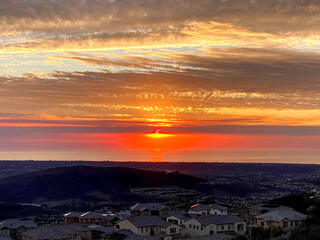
[0,165,205,203]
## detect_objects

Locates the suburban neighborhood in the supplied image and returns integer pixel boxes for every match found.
[0,201,310,240]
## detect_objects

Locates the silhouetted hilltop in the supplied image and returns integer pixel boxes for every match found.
[0,166,204,203]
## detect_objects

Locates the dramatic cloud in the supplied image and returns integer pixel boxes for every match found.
[1,0,319,161]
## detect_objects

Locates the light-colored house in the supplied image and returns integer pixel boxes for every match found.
[115,216,179,237]
[255,210,307,229]
[130,203,172,217]
[185,215,245,238]
[167,213,193,226]
[0,219,37,239]
[189,204,227,215]
[248,204,293,224]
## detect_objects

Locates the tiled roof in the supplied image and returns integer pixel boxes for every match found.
[0,219,37,230]
[256,210,307,222]
[103,229,145,240]
[191,215,241,226]
[22,223,90,240]
[119,216,172,228]
[130,203,167,211]
[87,224,114,234]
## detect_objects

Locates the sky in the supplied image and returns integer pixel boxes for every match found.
[0,0,320,162]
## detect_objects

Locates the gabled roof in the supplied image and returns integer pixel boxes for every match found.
[249,204,292,212]
[169,212,193,220]
[87,224,114,234]
[256,210,307,222]
[0,219,37,230]
[189,215,241,226]
[80,212,104,219]
[22,223,90,240]
[64,212,84,218]
[130,203,168,211]
[103,229,145,240]
[119,216,172,228]
[190,204,227,212]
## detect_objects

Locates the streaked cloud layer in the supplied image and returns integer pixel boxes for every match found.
[1,0,319,161]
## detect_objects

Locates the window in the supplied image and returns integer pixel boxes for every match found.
[189,224,192,228]
[201,227,203,230]
[283,221,288,228]
[228,225,231,230]
[170,228,176,234]
[116,224,120,229]
[261,221,264,226]
[197,226,199,229]
[221,225,224,230]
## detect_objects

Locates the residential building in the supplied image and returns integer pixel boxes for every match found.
[115,216,179,237]
[185,215,245,238]
[79,212,106,226]
[22,223,92,240]
[189,204,227,215]
[248,204,293,224]
[100,229,145,240]
[63,212,83,225]
[255,210,307,229]
[130,203,171,217]
[64,212,106,226]
[166,213,193,226]
[0,219,37,240]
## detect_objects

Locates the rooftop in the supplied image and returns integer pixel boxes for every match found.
[118,216,172,228]
[22,223,90,240]
[130,203,167,211]
[191,215,241,226]
[0,219,37,230]
[256,210,307,222]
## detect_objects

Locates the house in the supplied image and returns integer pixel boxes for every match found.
[0,219,37,240]
[166,213,193,226]
[64,212,106,226]
[189,204,227,215]
[184,215,245,238]
[87,224,114,239]
[247,204,293,224]
[63,212,83,225]
[100,229,145,240]
[255,210,307,229]
[248,204,292,216]
[79,212,106,226]
[115,216,179,237]
[130,203,172,217]
[22,223,92,240]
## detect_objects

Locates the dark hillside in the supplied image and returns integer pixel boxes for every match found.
[0,166,204,202]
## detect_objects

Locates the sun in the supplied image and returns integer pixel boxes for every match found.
[145,128,173,138]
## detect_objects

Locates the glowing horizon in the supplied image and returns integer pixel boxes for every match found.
[0,1,320,162]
